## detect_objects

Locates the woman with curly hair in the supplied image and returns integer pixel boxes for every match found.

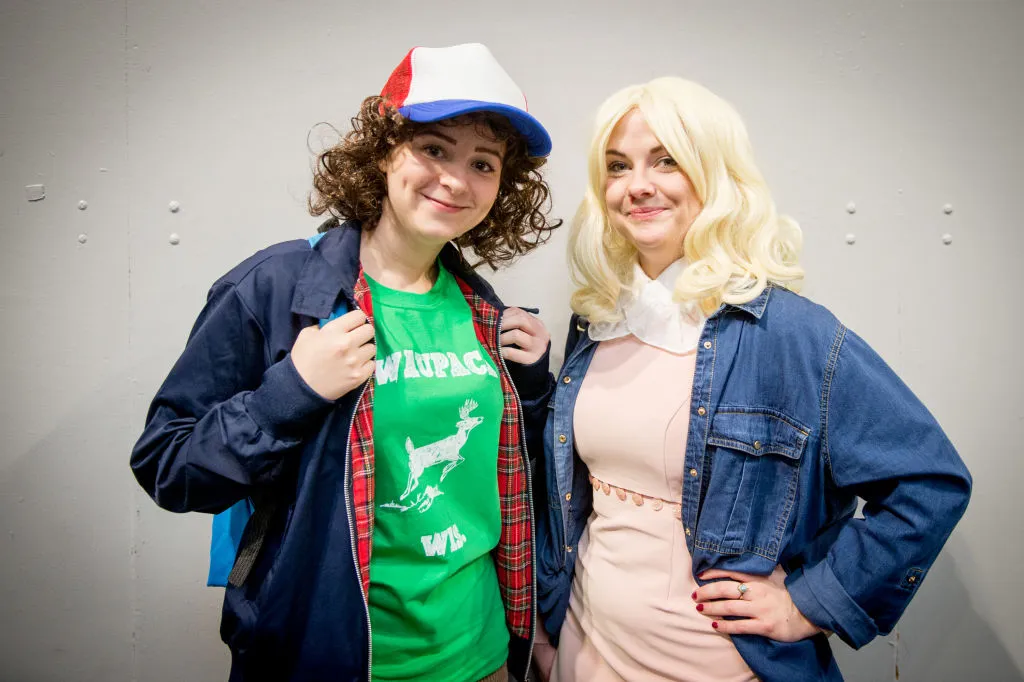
[532,77,971,681]
[131,43,561,682]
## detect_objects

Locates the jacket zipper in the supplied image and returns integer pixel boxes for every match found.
[344,379,373,682]
[495,308,537,677]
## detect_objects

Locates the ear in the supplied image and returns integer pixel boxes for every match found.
[378,143,399,175]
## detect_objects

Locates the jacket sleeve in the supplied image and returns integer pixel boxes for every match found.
[505,341,555,463]
[130,280,333,514]
[785,326,972,649]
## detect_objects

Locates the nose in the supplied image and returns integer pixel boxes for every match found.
[438,163,468,196]
[626,167,655,199]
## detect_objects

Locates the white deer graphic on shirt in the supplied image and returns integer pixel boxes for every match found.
[379,399,483,514]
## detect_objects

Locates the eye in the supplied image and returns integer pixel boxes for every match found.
[421,143,446,159]
[655,156,678,169]
[472,159,497,173]
[606,160,628,174]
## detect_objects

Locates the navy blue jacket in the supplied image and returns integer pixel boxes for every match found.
[131,221,553,681]
[537,286,971,681]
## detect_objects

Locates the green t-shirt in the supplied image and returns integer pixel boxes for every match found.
[366,262,508,681]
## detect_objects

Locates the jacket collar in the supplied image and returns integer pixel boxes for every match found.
[714,285,773,320]
[290,218,505,319]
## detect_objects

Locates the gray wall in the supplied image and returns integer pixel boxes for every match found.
[1,1,1021,680]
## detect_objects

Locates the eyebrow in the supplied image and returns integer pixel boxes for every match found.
[606,145,668,157]
[416,130,503,162]
[474,145,503,161]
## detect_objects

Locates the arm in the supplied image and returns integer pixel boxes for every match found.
[130,281,333,514]
[785,326,972,647]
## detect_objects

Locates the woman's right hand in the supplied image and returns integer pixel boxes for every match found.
[290,310,376,401]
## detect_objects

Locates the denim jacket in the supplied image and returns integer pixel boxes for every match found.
[535,285,971,682]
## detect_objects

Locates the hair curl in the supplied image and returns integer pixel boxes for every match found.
[309,96,561,269]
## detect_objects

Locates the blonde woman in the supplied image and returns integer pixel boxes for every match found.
[533,78,971,682]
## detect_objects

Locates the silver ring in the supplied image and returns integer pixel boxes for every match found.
[737,583,750,598]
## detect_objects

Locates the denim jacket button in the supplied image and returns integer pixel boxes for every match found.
[562,376,572,384]
[689,468,698,477]
[564,492,572,502]
[703,341,712,349]
[684,527,692,536]
[697,407,706,416]
[753,440,762,450]
[558,434,567,443]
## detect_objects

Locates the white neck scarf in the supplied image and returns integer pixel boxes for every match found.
[587,259,706,354]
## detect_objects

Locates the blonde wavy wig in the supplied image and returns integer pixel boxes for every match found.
[569,77,804,322]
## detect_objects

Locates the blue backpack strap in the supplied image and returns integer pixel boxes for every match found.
[206,498,254,586]
[207,233,347,587]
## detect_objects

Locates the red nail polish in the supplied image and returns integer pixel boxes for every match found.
[691,591,697,600]
[696,604,704,612]
[712,621,719,629]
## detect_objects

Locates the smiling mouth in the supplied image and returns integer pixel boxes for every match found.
[628,207,668,219]
[423,194,466,212]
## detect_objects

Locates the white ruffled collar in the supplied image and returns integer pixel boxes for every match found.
[587,259,706,354]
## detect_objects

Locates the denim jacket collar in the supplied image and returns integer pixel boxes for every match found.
[572,285,773,359]
[713,285,773,320]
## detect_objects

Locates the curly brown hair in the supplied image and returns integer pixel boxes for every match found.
[309,96,561,269]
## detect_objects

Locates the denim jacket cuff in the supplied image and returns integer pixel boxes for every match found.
[246,354,334,437]
[786,560,878,649]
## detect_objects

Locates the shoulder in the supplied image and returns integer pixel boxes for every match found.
[761,286,844,337]
[214,238,313,291]
[201,237,319,331]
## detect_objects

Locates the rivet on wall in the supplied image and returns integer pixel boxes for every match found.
[169,233,181,246]
[168,201,181,213]
[78,234,88,244]
[25,184,46,202]
[845,202,856,214]
[942,234,953,246]
[78,200,88,211]
[943,204,954,215]
[845,233,856,245]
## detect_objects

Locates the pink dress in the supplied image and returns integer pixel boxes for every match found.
[551,335,757,682]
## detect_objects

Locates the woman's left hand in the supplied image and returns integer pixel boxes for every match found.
[693,566,823,642]
[500,307,550,365]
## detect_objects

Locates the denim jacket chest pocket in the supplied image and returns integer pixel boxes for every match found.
[695,407,810,562]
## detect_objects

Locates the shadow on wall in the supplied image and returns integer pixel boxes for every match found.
[0,370,138,681]
[832,536,1023,682]
[0,366,228,682]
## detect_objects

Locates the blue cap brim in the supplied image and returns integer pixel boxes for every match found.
[398,100,552,157]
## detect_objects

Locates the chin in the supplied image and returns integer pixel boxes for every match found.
[415,217,475,243]
[627,229,675,250]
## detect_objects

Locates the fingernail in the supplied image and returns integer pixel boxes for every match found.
[712,621,719,629]
[696,604,704,612]
[691,591,697,600]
